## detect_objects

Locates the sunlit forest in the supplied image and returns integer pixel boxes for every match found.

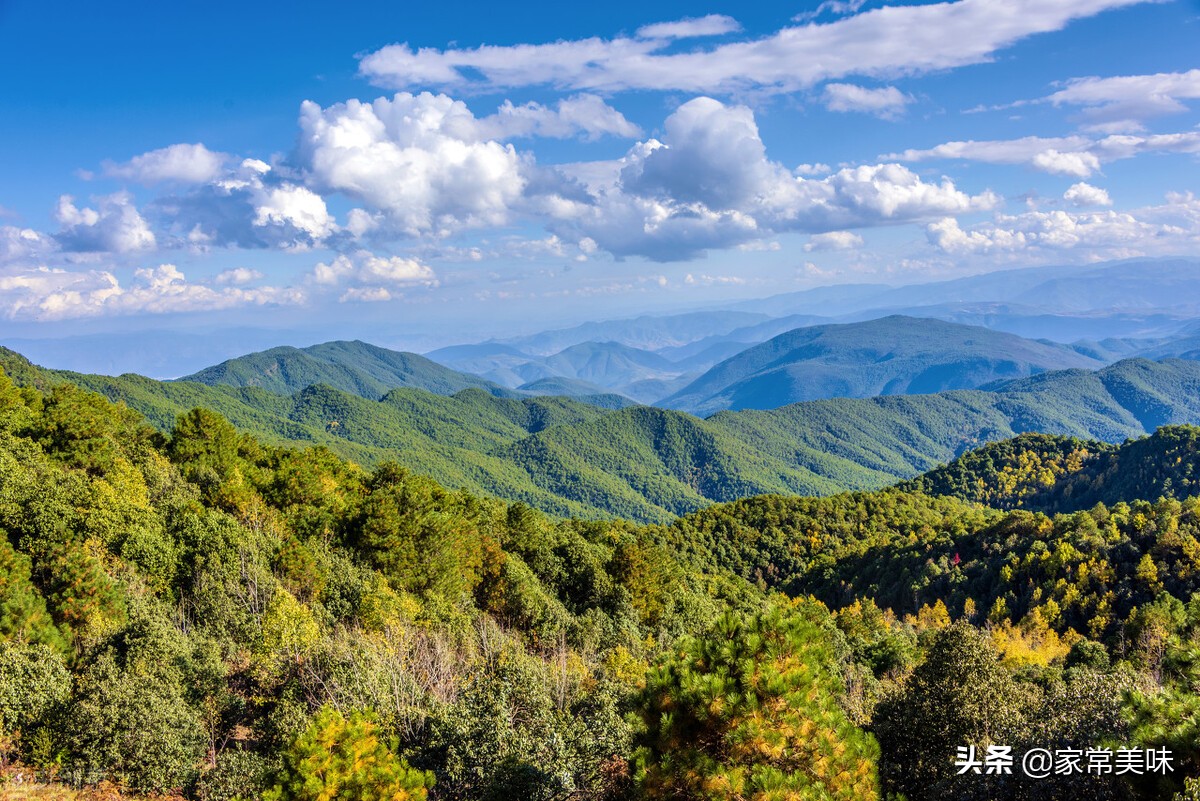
[3,366,1200,800]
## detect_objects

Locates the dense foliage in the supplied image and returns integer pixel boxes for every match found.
[3,363,1200,799]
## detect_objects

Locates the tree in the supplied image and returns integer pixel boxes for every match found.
[263,706,432,801]
[0,641,69,764]
[0,538,62,648]
[63,649,206,792]
[872,622,1026,800]
[636,603,880,800]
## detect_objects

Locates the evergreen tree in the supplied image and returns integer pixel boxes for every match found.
[872,622,1026,800]
[636,602,880,800]
[263,706,432,801]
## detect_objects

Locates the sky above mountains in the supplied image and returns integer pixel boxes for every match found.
[1,0,1198,344]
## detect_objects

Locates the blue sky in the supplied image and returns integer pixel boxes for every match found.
[1,0,1198,348]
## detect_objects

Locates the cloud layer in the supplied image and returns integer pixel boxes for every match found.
[359,0,1149,95]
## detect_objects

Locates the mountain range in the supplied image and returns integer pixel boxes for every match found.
[8,340,1200,523]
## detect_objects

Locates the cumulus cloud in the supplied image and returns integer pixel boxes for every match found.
[0,226,53,262]
[547,97,996,260]
[309,250,437,296]
[926,193,1200,258]
[822,83,912,118]
[296,93,527,237]
[103,143,226,184]
[0,263,304,320]
[54,193,156,253]
[155,158,337,250]
[888,131,1200,177]
[359,0,1147,95]
[805,230,864,251]
[1063,182,1112,207]
[1030,149,1102,178]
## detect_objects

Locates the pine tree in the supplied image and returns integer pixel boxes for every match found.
[263,706,433,801]
[636,602,880,800]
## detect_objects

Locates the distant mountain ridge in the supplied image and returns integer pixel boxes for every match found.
[180,340,516,400]
[662,316,1104,415]
[8,346,1200,523]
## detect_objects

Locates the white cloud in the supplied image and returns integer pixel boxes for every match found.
[636,14,741,40]
[888,130,1200,177]
[0,263,304,320]
[1092,132,1200,161]
[805,230,864,251]
[1030,149,1102,178]
[885,135,1095,174]
[54,193,156,253]
[622,98,777,209]
[1047,69,1200,124]
[310,250,437,290]
[474,94,640,140]
[926,194,1200,258]
[213,267,264,285]
[253,183,338,241]
[683,273,746,285]
[1063,182,1112,207]
[794,163,832,176]
[794,0,869,23]
[0,226,53,262]
[155,158,337,250]
[103,143,226,184]
[548,97,996,260]
[296,93,527,237]
[822,83,912,118]
[359,0,1148,95]
[339,286,393,303]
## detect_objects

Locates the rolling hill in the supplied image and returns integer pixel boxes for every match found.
[662,316,1104,415]
[8,346,1200,523]
[180,340,516,400]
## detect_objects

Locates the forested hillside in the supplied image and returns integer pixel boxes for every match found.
[179,340,518,399]
[7,347,1200,524]
[5,367,1200,799]
[905,426,1200,513]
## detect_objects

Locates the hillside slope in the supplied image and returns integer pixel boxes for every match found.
[904,425,1200,514]
[8,347,1200,523]
[181,340,515,399]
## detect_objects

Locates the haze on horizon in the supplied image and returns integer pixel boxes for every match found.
[1,0,1198,352]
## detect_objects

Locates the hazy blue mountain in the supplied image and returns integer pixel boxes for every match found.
[654,314,830,362]
[540,341,677,384]
[181,340,518,399]
[498,310,771,354]
[430,338,698,400]
[1133,334,1200,361]
[662,316,1105,415]
[842,303,1192,342]
[734,259,1200,321]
